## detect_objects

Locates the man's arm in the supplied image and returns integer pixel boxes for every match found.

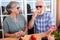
[46,12,57,35]
[46,26,57,35]
[28,16,35,29]
[28,10,40,29]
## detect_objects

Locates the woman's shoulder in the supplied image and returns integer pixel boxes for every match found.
[18,14,25,18]
[17,14,26,20]
[3,16,12,22]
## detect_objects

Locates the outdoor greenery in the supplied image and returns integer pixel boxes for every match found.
[51,30,59,40]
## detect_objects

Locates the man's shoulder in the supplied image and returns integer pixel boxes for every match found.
[44,11,51,16]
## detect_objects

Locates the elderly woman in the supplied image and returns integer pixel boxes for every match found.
[3,1,28,38]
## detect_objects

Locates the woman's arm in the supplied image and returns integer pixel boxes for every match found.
[4,32,16,38]
[24,25,28,33]
[4,31,23,38]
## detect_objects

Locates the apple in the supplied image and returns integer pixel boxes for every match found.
[19,37,22,40]
[31,35,36,40]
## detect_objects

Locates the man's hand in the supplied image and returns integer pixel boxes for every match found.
[32,10,40,19]
[46,26,57,36]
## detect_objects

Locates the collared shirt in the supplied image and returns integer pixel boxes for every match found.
[3,14,27,34]
[34,11,56,33]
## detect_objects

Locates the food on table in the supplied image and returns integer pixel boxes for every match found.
[19,37,22,40]
[30,35,37,40]
[41,36,48,40]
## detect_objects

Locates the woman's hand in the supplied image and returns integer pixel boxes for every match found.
[14,31,23,38]
[21,32,26,37]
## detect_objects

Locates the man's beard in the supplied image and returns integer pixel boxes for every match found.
[38,10,44,16]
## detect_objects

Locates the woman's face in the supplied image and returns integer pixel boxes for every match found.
[11,4,20,14]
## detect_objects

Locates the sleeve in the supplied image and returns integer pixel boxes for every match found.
[23,15,27,27]
[3,20,9,33]
[48,12,56,27]
[24,19,27,26]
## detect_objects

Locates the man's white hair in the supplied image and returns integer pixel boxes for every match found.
[36,0,47,11]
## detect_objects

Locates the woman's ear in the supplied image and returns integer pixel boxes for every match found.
[10,8,14,12]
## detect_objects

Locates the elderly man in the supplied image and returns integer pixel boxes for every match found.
[28,0,56,38]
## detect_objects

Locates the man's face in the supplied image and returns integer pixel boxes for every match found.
[36,1,44,12]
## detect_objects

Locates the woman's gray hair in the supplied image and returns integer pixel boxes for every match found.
[6,1,19,14]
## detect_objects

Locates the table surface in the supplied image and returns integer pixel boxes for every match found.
[0,32,54,40]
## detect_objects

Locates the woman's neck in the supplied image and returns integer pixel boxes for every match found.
[10,13,17,22]
[10,13,17,18]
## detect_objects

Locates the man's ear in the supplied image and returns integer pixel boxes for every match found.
[44,6,47,11]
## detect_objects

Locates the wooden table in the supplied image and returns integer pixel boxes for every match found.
[0,32,55,40]
[0,38,17,40]
[23,32,47,40]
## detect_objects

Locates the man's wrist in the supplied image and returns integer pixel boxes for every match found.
[32,16,36,20]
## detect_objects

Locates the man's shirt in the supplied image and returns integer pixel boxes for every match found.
[34,11,56,33]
